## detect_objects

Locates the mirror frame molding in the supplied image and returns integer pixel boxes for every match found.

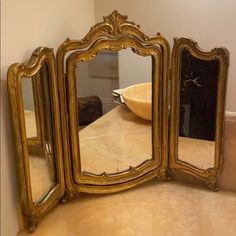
[7,47,65,232]
[57,10,170,199]
[67,38,162,184]
[169,37,229,191]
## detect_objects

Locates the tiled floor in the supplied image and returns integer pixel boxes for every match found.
[18,181,236,236]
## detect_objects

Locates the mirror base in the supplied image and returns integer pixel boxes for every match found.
[206,181,220,192]
[27,215,39,233]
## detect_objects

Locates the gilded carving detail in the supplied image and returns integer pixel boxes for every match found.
[57,10,170,194]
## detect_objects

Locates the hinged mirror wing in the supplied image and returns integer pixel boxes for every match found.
[7,47,65,232]
[57,11,170,198]
[170,38,229,190]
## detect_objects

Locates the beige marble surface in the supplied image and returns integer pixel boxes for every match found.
[18,106,236,235]
[25,105,236,205]
[18,181,236,236]
[80,105,152,174]
[178,136,215,169]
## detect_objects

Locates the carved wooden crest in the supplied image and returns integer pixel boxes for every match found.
[90,10,139,36]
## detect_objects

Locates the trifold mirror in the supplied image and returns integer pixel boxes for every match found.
[7,11,229,232]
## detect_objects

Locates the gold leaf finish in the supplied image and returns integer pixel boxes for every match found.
[57,11,170,196]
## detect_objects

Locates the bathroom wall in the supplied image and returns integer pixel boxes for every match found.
[76,52,119,114]
[1,1,95,235]
[118,49,152,88]
[95,0,236,112]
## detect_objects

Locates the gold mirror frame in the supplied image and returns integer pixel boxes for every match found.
[7,47,65,232]
[7,11,231,234]
[57,11,170,198]
[169,37,229,191]
[68,39,162,184]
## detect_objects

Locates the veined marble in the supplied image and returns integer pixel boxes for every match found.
[18,182,236,236]
[178,136,215,169]
[79,105,152,174]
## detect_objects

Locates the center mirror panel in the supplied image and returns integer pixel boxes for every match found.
[76,49,152,175]
[65,38,163,187]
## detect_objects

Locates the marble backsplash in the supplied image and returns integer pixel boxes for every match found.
[219,112,236,192]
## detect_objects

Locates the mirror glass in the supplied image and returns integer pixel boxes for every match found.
[76,48,152,174]
[178,49,219,169]
[22,79,38,139]
[21,63,56,202]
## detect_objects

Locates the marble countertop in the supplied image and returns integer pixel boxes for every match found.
[80,105,152,174]
[18,181,236,236]
[19,106,236,235]
[80,105,215,173]
[178,136,215,169]
[26,105,216,202]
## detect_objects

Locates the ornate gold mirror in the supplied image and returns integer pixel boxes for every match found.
[7,11,230,233]
[57,11,170,197]
[7,47,64,232]
[170,38,229,190]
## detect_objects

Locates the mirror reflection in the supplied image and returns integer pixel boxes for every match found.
[178,49,219,169]
[21,63,56,202]
[22,78,38,140]
[76,48,153,174]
